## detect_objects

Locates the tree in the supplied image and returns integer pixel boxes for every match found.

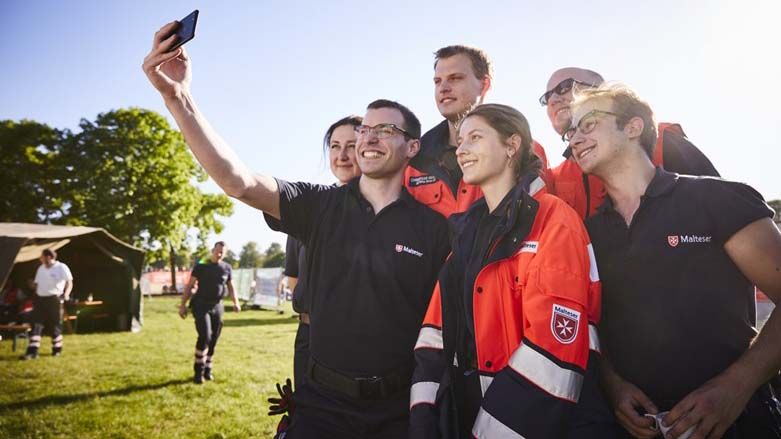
[239,241,264,268]
[0,109,233,274]
[262,242,286,268]
[223,249,239,268]
[0,120,65,222]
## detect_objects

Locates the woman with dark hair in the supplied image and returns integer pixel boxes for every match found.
[269,115,363,419]
[410,104,612,438]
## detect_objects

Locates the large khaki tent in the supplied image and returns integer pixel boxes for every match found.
[0,223,144,332]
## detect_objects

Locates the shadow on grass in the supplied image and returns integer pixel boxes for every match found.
[222,318,295,328]
[0,378,191,412]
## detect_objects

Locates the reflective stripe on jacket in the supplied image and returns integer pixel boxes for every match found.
[410,184,601,438]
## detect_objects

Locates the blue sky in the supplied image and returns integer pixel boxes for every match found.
[2,1,780,251]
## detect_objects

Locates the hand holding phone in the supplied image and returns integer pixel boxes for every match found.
[142,11,198,100]
[169,9,199,51]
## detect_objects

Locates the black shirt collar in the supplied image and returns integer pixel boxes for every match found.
[346,176,416,208]
[597,167,678,214]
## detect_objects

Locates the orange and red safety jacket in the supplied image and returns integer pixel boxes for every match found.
[409,182,602,438]
[553,123,719,219]
[405,120,553,218]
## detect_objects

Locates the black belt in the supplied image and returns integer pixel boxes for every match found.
[308,359,411,400]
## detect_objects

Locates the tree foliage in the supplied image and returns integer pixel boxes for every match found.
[239,241,264,268]
[0,109,233,262]
[238,241,284,268]
[0,120,65,222]
[262,242,286,268]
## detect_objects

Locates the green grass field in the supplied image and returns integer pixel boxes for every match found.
[0,296,298,438]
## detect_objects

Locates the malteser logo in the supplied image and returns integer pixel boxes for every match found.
[667,234,712,247]
[395,244,423,257]
[551,304,580,344]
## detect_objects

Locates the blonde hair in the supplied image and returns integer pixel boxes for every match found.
[572,83,658,158]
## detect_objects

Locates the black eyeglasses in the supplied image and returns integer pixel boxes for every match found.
[354,123,414,139]
[561,109,618,142]
[539,78,599,106]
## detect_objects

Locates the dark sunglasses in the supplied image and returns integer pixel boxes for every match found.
[539,78,599,106]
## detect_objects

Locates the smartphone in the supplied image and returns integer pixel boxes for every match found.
[170,10,199,51]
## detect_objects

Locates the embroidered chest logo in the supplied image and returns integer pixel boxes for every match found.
[395,244,423,257]
[551,304,580,344]
[667,234,712,248]
[408,175,438,187]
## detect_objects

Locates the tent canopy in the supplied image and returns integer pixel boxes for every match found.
[0,223,145,332]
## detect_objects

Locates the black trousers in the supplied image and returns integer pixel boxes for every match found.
[192,302,223,371]
[293,322,310,390]
[284,379,409,439]
[26,296,63,355]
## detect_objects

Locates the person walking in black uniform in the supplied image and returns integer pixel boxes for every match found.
[179,241,241,384]
[24,249,73,360]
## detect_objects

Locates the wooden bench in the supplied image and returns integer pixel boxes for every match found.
[0,323,31,352]
[63,312,79,334]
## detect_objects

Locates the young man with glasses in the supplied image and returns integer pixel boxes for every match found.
[541,67,719,219]
[143,23,449,437]
[405,45,550,218]
[571,83,781,439]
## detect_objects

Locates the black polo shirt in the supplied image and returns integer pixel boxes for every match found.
[586,168,773,408]
[265,178,450,377]
[190,261,232,306]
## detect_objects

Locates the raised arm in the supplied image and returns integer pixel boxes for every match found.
[142,21,280,218]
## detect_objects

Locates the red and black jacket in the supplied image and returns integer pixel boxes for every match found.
[410,179,602,438]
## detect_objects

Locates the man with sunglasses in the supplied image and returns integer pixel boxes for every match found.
[541,67,719,219]
[143,23,450,437]
[405,45,550,218]
[571,83,781,439]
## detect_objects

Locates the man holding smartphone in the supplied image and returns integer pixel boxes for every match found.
[143,20,449,437]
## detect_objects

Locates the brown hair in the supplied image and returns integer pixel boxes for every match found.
[572,83,658,158]
[462,104,541,181]
[434,45,492,81]
[42,248,57,259]
[366,99,421,139]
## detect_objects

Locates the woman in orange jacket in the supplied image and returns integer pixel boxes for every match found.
[409,104,616,438]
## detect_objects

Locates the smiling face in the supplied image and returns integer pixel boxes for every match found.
[356,108,419,179]
[328,124,361,184]
[456,115,516,187]
[568,97,624,175]
[434,54,488,122]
